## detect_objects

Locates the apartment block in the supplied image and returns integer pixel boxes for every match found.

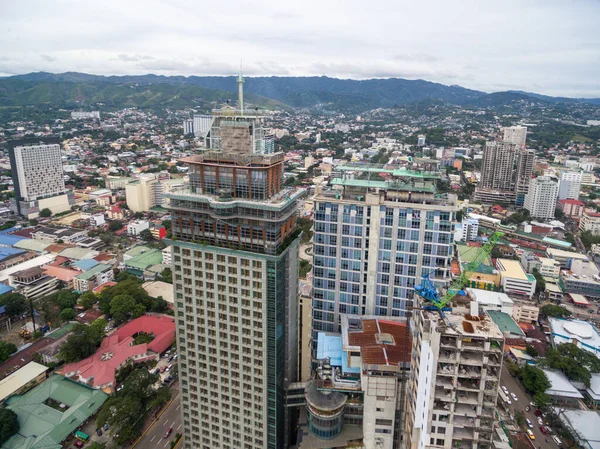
[558,170,582,201]
[557,199,585,218]
[503,125,527,147]
[524,176,559,219]
[8,138,74,219]
[405,305,504,449]
[73,264,114,292]
[454,218,479,243]
[312,161,457,339]
[512,303,539,324]
[514,148,535,206]
[479,141,517,191]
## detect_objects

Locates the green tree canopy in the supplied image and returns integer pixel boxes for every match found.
[0,408,19,444]
[39,208,52,218]
[539,304,572,318]
[544,343,600,387]
[519,365,551,396]
[159,268,172,284]
[0,293,27,318]
[78,291,97,310]
[59,308,76,322]
[0,341,18,364]
[55,290,79,311]
[110,294,145,324]
[108,220,124,232]
[139,229,154,242]
[60,323,103,363]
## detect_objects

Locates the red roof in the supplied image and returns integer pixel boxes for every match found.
[61,315,175,389]
[559,199,585,206]
[93,281,116,293]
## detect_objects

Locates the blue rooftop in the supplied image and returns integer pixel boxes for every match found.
[0,246,25,261]
[73,258,99,271]
[0,284,14,296]
[316,332,360,374]
[0,234,26,247]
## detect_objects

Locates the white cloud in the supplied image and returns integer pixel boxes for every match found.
[0,0,598,97]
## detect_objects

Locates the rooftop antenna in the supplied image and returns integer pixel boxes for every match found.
[237,61,245,114]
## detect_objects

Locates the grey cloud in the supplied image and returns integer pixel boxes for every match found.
[40,54,56,62]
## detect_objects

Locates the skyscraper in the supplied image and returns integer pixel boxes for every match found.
[167,98,303,448]
[479,141,517,191]
[558,170,583,201]
[524,176,559,219]
[514,148,535,206]
[311,161,458,339]
[502,125,527,147]
[8,138,74,219]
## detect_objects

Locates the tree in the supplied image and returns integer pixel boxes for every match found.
[78,291,97,310]
[39,208,52,218]
[0,342,18,364]
[59,308,76,322]
[160,268,172,284]
[55,290,79,311]
[525,345,539,358]
[139,229,154,242]
[0,293,27,317]
[110,294,145,324]
[540,304,572,318]
[96,396,145,445]
[544,343,600,387]
[133,332,154,345]
[0,408,19,444]
[532,268,546,294]
[60,324,102,363]
[150,296,169,313]
[519,365,551,396]
[108,220,124,232]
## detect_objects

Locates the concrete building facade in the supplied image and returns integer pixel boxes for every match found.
[558,170,582,201]
[524,176,559,219]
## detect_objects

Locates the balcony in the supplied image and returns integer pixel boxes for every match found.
[435,378,454,389]
[456,392,479,405]
[440,336,458,348]
[439,349,457,363]
[459,353,483,366]
[437,363,455,376]
[457,379,480,392]
[453,416,476,429]
[454,403,478,417]
[432,400,452,413]
[461,340,485,351]
[435,387,455,402]
[457,366,481,378]
[453,427,475,440]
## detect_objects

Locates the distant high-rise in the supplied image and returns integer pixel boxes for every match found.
[8,138,74,219]
[167,91,302,448]
[558,170,582,201]
[183,119,194,135]
[417,134,426,147]
[503,125,527,147]
[524,176,559,219]
[479,141,517,191]
[514,148,535,206]
[193,114,213,138]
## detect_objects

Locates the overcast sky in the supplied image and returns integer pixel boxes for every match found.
[1,0,599,97]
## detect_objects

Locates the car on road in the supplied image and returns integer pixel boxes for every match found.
[160,366,168,373]
[534,409,543,416]
[96,428,102,436]
[526,418,533,429]
[529,401,535,406]
[164,428,173,438]
[537,417,543,425]
[165,364,173,372]
[540,426,547,434]
[74,441,84,449]
[163,376,174,384]
[526,429,535,440]
[510,392,518,401]
[103,423,110,431]
[501,385,508,394]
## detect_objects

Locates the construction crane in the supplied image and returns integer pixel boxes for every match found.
[414,231,504,311]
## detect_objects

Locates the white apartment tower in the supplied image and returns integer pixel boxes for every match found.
[8,139,74,219]
[183,119,194,135]
[405,305,504,449]
[558,170,583,201]
[502,125,527,147]
[524,176,559,219]
[514,148,535,206]
[312,161,458,339]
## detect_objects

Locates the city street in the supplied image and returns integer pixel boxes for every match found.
[133,393,182,449]
[500,364,559,449]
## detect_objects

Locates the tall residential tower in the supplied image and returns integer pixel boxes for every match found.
[167,101,303,448]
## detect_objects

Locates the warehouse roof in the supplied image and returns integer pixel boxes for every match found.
[0,362,48,403]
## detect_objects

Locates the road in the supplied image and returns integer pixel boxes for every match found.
[134,393,182,449]
[500,364,559,449]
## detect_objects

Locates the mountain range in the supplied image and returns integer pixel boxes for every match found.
[1,72,599,112]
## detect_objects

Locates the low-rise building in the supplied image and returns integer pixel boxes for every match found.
[548,318,600,359]
[512,303,539,324]
[465,288,514,314]
[0,362,48,404]
[162,246,172,265]
[541,369,584,406]
[557,199,585,218]
[547,247,588,269]
[495,258,536,298]
[127,220,150,236]
[31,226,88,243]
[580,210,600,235]
[73,264,114,292]
[9,267,60,299]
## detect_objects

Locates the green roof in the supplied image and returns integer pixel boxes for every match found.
[487,310,525,336]
[124,249,163,271]
[123,245,152,258]
[75,264,112,281]
[2,375,108,449]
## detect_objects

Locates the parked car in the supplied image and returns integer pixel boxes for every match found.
[510,392,518,401]
[74,441,84,449]
[540,426,547,435]
[164,428,173,438]
[163,376,174,384]
[165,364,173,372]
[526,418,533,429]
[537,417,543,425]
[534,409,543,417]
[526,429,535,440]
[96,428,103,436]
[501,385,508,394]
